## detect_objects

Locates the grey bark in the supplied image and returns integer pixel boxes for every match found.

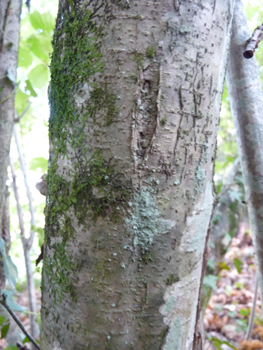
[0,0,22,346]
[0,0,22,239]
[9,158,38,349]
[41,1,235,350]
[13,123,36,250]
[13,124,38,347]
[0,187,23,347]
[226,0,263,306]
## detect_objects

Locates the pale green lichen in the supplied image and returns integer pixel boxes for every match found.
[163,317,182,350]
[194,164,206,194]
[125,188,159,246]
[163,296,177,313]
[125,187,175,247]
[179,25,191,34]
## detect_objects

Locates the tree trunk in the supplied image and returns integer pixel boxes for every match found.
[41,1,234,349]
[0,0,22,250]
[226,0,263,305]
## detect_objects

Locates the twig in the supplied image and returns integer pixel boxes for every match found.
[9,156,38,348]
[25,0,31,12]
[14,103,32,123]
[0,294,40,350]
[245,277,258,340]
[13,124,36,249]
[243,23,263,59]
[9,158,26,241]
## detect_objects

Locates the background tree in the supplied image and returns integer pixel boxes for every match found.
[227,0,263,316]
[0,0,22,263]
[0,1,56,348]
[41,1,235,349]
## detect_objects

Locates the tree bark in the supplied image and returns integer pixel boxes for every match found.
[41,1,234,349]
[0,0,21,241]
[226,0,263,306]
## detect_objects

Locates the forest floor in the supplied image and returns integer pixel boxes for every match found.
[204,221,262,350]
[0,221,261,350]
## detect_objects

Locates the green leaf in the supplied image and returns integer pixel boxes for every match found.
[0,239,18,290]
[1,324,9,339]
[228,190,242,203]
[30,11,55,33]
[18,44,33,68]
[207,258,215,270]
[25,79,37,97]
[233,258,243,274]
[212,338,237,350]
[4,345,17,350]
[28,64,49,89]
[22,336,30,344]
[30,157,48,172]
[35,227,44,247]
[0,290,27,312]
[4,256,18,290]
[217,261,230,271]
[15,88,29,114]
[27,33,52,62]
[203,275,218,290]
[0,316,5,326]
[240,308,250,317]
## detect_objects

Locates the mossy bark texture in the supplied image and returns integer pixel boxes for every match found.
[41,1,234,349]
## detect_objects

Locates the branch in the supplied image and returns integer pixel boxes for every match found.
[14,102,32,123]
[9,157,26,241]
[0,294,40,350]
[9,156,38,344]
[243,23,263,59]
[245,277,258,340]
[13,124,36,249]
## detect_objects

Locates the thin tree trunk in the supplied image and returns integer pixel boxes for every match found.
[41,1,235,349]
[0,0,22,252]
[0,1,23,346]
[13,123,36,249]
[9,158,38,350]
[13,124,38,347]
[226,0,263,305]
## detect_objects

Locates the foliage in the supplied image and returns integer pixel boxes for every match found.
[210,337,237,350]
[0,239,18,290]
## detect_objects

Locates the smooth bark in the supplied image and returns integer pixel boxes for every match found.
[226,0,263,305]
[41,1,234,349]
[9,157,38,349]
[0,0,22,252]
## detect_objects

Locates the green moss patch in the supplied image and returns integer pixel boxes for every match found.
[45,4,124,302]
